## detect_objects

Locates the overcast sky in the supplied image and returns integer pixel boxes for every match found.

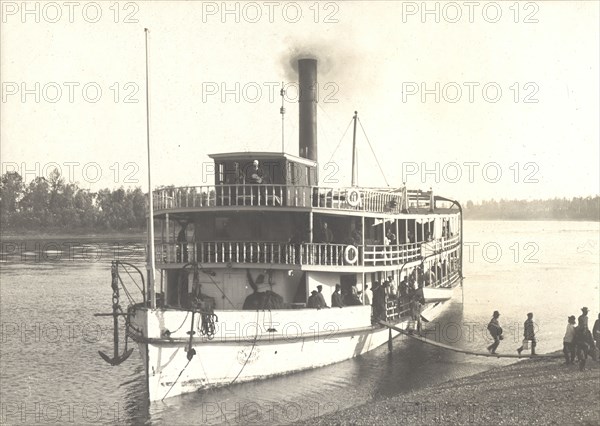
[1,1,598,203]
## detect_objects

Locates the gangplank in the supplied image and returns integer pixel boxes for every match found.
[379,321,562,359]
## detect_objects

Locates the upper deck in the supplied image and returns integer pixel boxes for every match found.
[152,151,448,217]
[153,184,435,216]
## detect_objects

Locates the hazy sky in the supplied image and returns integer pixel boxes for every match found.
[1,1,598,203]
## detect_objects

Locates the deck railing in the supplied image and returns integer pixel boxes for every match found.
[156,241,357,266]
[363,242,422,266]
[154,239,459,268]
[153,185,418,214]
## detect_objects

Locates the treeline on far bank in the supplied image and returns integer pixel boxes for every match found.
[463,197,600,221]
[1,171,598,235]
[0,170,147,234]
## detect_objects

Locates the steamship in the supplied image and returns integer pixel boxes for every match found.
[97,58,463,402]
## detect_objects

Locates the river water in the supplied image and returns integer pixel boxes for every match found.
[1,221,598,425]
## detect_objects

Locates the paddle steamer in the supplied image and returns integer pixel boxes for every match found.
[98,58,463,401]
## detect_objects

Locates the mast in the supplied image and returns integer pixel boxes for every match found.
[280,82,285,152]
[351,111,358,187]
[145,28,156,309]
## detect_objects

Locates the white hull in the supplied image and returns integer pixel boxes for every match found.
[129,297,456,401]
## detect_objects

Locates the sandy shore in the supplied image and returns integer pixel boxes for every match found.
[300,354,599,425]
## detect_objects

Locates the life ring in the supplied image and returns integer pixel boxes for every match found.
[346,189,361,207]
[344,245,358,264]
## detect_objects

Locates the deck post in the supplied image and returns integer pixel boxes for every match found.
[388,327,392,352]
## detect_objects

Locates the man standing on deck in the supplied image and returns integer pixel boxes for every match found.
[487,311,503,354]
[362,284,372,305]
[331,284,344,308]
[517,312,536,355]
[307,290,322,309]
[316,285,329,308]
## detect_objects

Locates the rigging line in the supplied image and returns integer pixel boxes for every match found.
[121,264,143,295]
[170,311,190,334]
[325,116,354,166]
[317,103,344,150]
[117,274,135,305]
[161,357,192,401]
[357,117,390,187]
[196,262,236,308]
[229,309,260,386]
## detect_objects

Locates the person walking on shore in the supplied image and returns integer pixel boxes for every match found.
[517,312,536,355]
[563,315,576,364]
[487,311,503,354]
[592,313,600,357]
[575,307,594,370]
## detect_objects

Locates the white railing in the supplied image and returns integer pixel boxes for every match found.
[363,242,422,266]
[156,241,358,266]
[406,189,433,210]
[153,185,414,214]
[155,239,462,268]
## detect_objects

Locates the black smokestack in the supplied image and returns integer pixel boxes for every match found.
[298,58,317,163]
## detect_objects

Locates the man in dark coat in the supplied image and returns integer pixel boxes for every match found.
[487,310,503,354]
[331,284,344,308]
[372,281,387,322]
[307,290,322,309]
[517,312,536,355]
[593,313,600,353]
[316,285,329,308]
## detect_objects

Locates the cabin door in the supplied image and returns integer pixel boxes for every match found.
[223,272,247,309]
[340,274,357,298]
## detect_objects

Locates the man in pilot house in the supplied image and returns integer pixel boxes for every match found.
[248,160,265,184]
[247,160,266,204]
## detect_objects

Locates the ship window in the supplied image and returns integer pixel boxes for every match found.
[216,162,224,185]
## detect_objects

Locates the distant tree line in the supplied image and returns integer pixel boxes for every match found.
[463,197,600,221]
[0,170,147,233]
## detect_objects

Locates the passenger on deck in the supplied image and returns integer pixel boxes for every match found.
[233,162,245,184]
[399,276,409,297]
[317,222,335,264]
[331,284,345,308]
[386,275,397,297]
[320,222,334,244]
[361,284,372,305]
[351,227,362,245]
[307,290,322,309]
[316,285,329,308]
[372,281,387,322]
[385,228,396,245]
[345,284,362,306]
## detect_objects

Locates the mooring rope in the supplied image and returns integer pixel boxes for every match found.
[229,309,261,385]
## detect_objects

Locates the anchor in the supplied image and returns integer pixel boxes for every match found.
[95,261,134,366]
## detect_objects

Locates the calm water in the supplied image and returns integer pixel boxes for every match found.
[1,221,598,425]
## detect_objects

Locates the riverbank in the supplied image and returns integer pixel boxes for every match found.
[0,230,145,241]
[301,354,599,425]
